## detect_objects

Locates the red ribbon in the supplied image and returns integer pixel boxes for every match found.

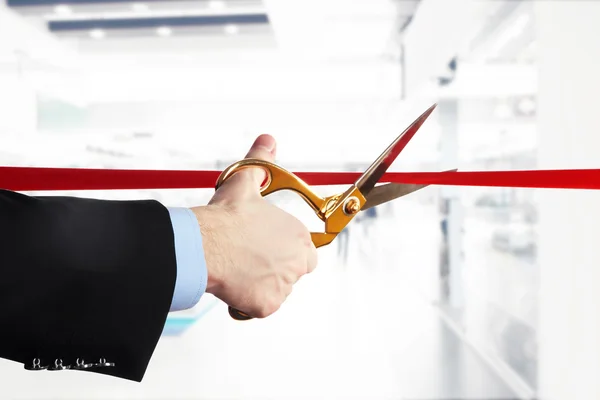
[2,166,600,191]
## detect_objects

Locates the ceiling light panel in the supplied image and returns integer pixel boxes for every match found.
[53,4,73,15]
[155,25,172,36]
[7,0,265,20]
[48,13,268,39]
[131,3,150,13]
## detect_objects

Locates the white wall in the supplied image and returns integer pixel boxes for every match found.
[536,2,600,399]
[37,98,440,167]
[0,75,37,135]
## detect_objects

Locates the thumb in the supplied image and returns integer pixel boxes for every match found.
[243,134,277,187]
[213,134,277,200]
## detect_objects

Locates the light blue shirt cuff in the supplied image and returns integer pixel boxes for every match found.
[167,207,207,312]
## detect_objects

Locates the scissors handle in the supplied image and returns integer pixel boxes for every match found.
[216,158,325,213]
[215,159,363,321]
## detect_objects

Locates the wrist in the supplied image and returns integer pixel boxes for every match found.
[191,205,226,295]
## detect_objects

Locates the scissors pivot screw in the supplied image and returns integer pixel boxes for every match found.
[343,197,361,215]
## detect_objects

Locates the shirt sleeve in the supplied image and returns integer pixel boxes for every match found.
[166,207,208,312]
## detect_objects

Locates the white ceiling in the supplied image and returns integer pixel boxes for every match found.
[0,0,539,168]
[2,0,422,102]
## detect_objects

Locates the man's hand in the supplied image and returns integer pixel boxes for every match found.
[191,134,318,318]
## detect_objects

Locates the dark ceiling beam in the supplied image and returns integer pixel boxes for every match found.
[48,14,269,31]
[8,0,200,5]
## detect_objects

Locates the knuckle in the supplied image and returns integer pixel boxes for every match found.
[256,296,281,318]
[294,264,306,278]
[302,227,312,242]
[284,284,294,297]
[297,227,312,247]
[306,247,318,273]
[308,257,318,273]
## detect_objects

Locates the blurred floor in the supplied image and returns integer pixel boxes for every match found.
[149,200,520,400]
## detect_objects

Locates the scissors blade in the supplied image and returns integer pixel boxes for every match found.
[361,169,458,210]
[354,104,437,198]
[362,183,428,210]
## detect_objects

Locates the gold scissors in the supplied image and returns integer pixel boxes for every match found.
[216,104,440,321]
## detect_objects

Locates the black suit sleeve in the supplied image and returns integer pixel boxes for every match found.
[0,189,177,382]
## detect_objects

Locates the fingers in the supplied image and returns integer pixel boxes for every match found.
[242,134,277,187]
[306,241,318,274]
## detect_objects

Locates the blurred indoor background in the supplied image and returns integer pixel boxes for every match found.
[0,0,599,399]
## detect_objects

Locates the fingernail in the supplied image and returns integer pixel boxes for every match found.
[253,135,275,152]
